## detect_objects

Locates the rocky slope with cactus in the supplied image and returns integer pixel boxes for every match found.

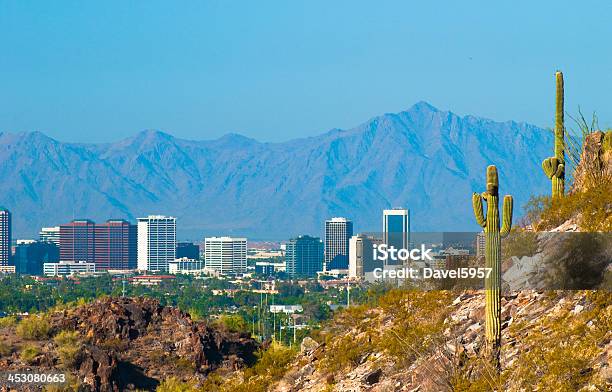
[269,290,611,392]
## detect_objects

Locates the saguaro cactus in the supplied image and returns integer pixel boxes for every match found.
[472,165,513,366]
[542,71,565,199]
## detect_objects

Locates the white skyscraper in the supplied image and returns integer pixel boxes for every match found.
[204,237,247,274]
[324,217,353,270]
[349,234,382,278]
[137,215,176,271]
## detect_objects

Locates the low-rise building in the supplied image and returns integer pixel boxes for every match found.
[43,260,96,276]
[129,275,175,286]
[0,265,16,274]
[269,304,303,314]
[168,258,203,273]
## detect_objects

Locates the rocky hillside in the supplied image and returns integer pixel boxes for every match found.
[271,290,611,392]
[0,297,259,391]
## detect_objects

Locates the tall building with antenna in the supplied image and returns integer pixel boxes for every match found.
[0,208,11,267]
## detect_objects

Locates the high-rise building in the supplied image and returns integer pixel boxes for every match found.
[285,235,324,277]
[0,208,11,266]
[60,219,95,263]
[39,226,60,246]
[349,234,383,278]
[204,237,247,274]
[59,219,136,271]
[383,208,410,266]
[14,240,60,275]
[95,220,137,270]
[324,217,353,270]
[137,216,176,271]
[176,242,200,260]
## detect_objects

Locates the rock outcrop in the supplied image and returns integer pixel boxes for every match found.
[0,297,259,391]
[272,291,611,392]
[571,130,612,193]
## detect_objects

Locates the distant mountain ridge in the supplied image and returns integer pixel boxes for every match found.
[0,102,552,239]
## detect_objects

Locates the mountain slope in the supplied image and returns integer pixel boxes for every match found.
[0,102,552,239]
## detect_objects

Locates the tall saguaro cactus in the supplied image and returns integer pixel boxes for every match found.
[542,71,565,199]
[472,165,513,367]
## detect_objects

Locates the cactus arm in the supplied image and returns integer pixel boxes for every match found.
[472,193,486,227]
[543,157,558,178]
[500,195,513,238]
[542,158,555,178]
[554,163,564,178]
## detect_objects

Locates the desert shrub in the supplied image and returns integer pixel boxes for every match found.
[16,316,51,340]
[451,357,506,392]
[42,374,81,392]
[245,342,296,380]
[212,314,249,334]
[503,291,611,391]
[319,333,372,374]
[0,341,12,357]
[54,330,83,368]
[0,316,17,329]
[318,290,452,375]
[209,342,298,392]
[199,372,225,391]
[542,233,609,289]
[522,195,552,227]
[502,229,539,260]
[174,357,195,371]
[20,343,40,364]
[376,291,452,365]
[99,337,129,352]
[525,181,612,231]
[156,377,198,392]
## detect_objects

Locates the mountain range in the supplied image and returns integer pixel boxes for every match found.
[0,102,552,240]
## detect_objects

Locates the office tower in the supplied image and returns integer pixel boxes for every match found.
[383,208,410,266]
[39,226,60,246]
[95,220,137,270]
[60,219,95,263]
[204,237,247,274]
[324,217,353,270]
[349,234,383,278]
[0,208,11,266]
[285,235,324,277]
[137,216,176,271]
[176,242,200,260]
[59,219,137,271]
[14,240,60,275]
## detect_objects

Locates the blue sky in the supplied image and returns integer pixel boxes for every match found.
[1,1,611,143]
